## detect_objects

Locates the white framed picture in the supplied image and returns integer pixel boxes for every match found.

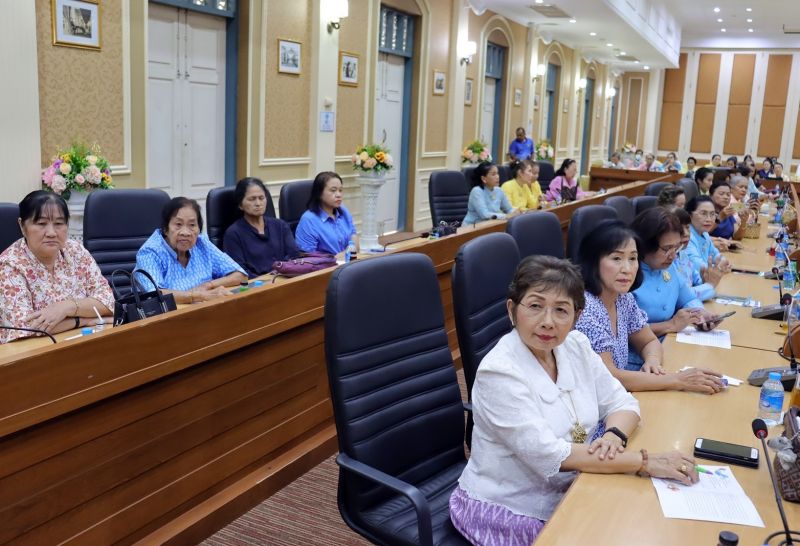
[278,39,301,74]
[52,0,100,50]
[514,88,522,106]
[465,78,474,106]
[433,70,446,95]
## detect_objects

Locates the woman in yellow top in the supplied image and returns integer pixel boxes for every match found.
[502,160,543,212]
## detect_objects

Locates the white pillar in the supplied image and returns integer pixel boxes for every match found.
[0,1,41,202]
[642,68,664,154]
[446,0,470,170]
[309,0,340,175]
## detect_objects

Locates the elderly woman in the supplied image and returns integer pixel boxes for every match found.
[638,152,664,172]
[685,195,740,265]
[657,186,686,209]
[0,190,113,343]
[449,255,700,546]
[135,196,247,304]
[629,208,722,369]
[575,221,723,393]
[708,181,746,240]
[673,208,722,303]
[662,152,682,172]
[463,162,515,224]
[223,177,299,277]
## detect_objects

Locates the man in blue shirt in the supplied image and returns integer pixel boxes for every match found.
[507,127,535,161]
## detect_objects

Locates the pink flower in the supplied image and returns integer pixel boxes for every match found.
[352,153,361,166]
[385,154,393,166]
[75,174,85,185]
[42,165,56,187]
[363,157,377,169]
[59,162,71,175]
[51,175,67,194]
[479,150,488,160]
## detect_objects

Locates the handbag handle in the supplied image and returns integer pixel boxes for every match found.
[109,269,142,308]
[131,269,170,311]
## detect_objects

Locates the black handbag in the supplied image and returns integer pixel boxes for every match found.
[111,269,177,326]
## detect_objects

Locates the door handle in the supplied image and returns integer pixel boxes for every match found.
[382,129,387,144]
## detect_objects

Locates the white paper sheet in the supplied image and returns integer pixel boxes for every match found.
[651,466,764,527]
[676,328,732,349]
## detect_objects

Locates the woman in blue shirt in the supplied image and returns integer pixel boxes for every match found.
[223,177,299,277]
[685,196,735,273]
[136,197,247,304]
[708,181,744,240]
[462,162,515,225]
[629,208,721,369]
[672,208,721,302]
[295,171,357,254]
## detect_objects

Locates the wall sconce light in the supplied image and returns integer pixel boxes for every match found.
[326,0,349,33]
[607,87,617,98]
[576,77,587,94]
[532,63,546,82]
[459,41,477,65]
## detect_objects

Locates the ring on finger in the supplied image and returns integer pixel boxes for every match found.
[680,464,688,474]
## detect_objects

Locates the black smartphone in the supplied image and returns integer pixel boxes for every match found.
[750,192,759,201]
[696,310,736,329]
[694,438,759,468]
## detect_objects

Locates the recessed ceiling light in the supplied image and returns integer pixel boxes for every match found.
[589,32,597,36]
[569,19,577,23]
[535,0,544,3]
[721,28,726,32]
[620,51,627,55]
[747,18,753,22]
[746,7,752,12]
[606,43,613,47]
[717,18,723,22]
[634,60,640,64]
[748,28,754,32]
[713,7,720,13]
[643,65,650,70]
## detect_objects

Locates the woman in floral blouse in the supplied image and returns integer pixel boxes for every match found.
[0,191,113,343]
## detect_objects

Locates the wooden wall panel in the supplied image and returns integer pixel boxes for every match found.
[758,54,792,158]
[723,54,756,155]
[658,52,687,151]
[690,53,721,153]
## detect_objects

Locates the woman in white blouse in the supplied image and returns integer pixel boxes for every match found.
[449,255,699,545]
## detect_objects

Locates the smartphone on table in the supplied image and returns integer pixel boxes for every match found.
[694,438,759,468]
[696,310,735,330]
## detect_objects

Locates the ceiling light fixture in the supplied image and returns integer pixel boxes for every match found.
[589,32,597,36]
[717,18,723,22]
[643,65,650,70]
[620,51,627,55]
[606,43,613,47]
[713,7,720,13]
[721,28,726,32]
[747,18,753,22]
[634,60,640,64]
[746,7,752,12]
[748,28,754,32]
[569,18,577,23]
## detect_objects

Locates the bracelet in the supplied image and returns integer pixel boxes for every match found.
[73,299,79,315]
[636,448,649,477]
[74,316,80,329]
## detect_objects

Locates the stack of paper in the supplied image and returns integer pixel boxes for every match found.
[676,328,732,349]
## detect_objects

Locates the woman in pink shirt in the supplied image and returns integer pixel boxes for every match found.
[546,159,587,202]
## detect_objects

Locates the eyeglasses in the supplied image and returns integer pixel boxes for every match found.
[658,243,682,255]
[693,211,716,219]
[516,301,574,323]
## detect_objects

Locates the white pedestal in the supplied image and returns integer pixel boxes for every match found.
[66,189,93,242]
[356,172,387,251]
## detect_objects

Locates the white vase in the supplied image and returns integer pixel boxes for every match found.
[66,189,94,242]
[356,171,388,251]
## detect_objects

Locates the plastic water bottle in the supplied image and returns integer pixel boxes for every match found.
[345,239,357,263]
[758,372,784,426]
[783,262,795,292]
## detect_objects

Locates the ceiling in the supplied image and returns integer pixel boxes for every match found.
[476,0,800,71]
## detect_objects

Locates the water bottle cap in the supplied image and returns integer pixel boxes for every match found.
[768,372,782,381]
[253,280,264,287]
[81,327,93,336]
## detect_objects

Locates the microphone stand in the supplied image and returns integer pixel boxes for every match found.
[0,325,57,344]
[754,420,800,545]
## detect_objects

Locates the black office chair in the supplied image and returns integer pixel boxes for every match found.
[278,179,313,234]
[645,181,673,197]
[632,195,659,216]
[678,178,699,202]
[429,170,469,226]
[604,195,636,225]
[536,160,556,192]
[452,233,518,447]
[0,202,21,253]
[497,164,512,184]
[325,253,469,546]
[505,211,565,259]
[566,205,618,263]
[206,185,276,249]
[83,189,170,290]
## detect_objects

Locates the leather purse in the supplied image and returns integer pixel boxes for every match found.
[775,406,800,502]
[270,252,337,279]
[111,269,177,326]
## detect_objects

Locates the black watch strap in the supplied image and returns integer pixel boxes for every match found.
[604,426,628,447]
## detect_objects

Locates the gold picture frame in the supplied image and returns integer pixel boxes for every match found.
[51,0,101,50]
[278,38,302,74]
[338,51,359,87]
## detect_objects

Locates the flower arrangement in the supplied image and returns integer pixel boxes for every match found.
[352,143,394,174]
[535,140,554,162]
[461,140,491,164]
[622,142,637,154]
[42,142,113,199]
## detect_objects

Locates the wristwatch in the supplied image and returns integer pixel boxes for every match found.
[603,426,628,447]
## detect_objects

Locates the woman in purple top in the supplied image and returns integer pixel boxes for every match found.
[545,158,591,202]
[574,220,724,393]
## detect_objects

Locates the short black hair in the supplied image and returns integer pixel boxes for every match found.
[687,156,697,164]
[577,220,643,296]
[712,154,721,160]
[630,207,682,256]
[684,195,714,214]
[726,156,738,167]
[18,190,69,224]
[508,255,585,312]
[161,196,203,233]
[510,159,536,179]
[709,180,731,196]
[673,207,691,226]
[695,167,713,184]
[307,171,343,212]
[657,186,685,207]
[234,177,269,212]
[554,158,577,178]
[472,161,497,188]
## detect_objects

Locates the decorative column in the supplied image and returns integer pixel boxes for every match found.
[357,171,387,251]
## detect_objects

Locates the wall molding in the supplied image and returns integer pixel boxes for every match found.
[111,0,132,175]
[258,156,311,167]
[476,15,516,158]
[421,151,448,158]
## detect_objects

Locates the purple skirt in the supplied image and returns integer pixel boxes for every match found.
[449,486,546,545]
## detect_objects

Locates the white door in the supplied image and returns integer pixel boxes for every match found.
[481,77,496,150]
[373,52,404,234]
[147,6,226,208]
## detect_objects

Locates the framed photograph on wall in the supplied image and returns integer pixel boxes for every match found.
[563,98,569,113]
[52,0,100,50]
[465,78,474,106]
[433,70,446,95]
[533,93,540,110]
[514,89,522,106]
[278,39,302,74]
[339,51,359,86]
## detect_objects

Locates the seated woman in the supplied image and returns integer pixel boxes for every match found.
[463,162,515,224]
[135,197,247,304]
[630,208,722,368]
[662,152,682,172]
[725,156,738,169]
[657,186,686,209]
[604,151,625,169]
[449,255,700,546]
[695,167,713,196]
[575,221,723,393]
[638,152,664,172]
[685,196,738,267]
[708,181,745,240]
[223,177,299,277]
[757,158,774,181]
[0,190,114,343]
[295,171,357,254]
[729,174,760,223]
[502,159,542,212]
[545,159,590,202]
[705,154,722,168]
[673,208,722,302]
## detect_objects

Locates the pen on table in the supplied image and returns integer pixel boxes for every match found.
[695,465,713,474]
[92,306,104,323]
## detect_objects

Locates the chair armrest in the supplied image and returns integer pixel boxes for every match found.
[462,401,472,413]
[336,453,434,546]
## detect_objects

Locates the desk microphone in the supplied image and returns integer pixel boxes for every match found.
[752,267,791,320]
[0,325,57,344]
[753,418,800,545]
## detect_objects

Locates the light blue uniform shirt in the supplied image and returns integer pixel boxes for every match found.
[135,229,245,291]
[685,224,721,272]
[463,186,513,225]
[295,205,357,254]
[674,251,716,301]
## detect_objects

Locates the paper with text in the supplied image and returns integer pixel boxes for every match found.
[676,328,732,349]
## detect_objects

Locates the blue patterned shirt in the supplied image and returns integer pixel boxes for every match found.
[575,292,648,369]
[685,224,721,272]
[135,229,245,291]
[674,251,716,301]
[463,187,513,225]
[295,206,357,254]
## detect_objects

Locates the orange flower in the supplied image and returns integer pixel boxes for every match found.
[375,151,386,163]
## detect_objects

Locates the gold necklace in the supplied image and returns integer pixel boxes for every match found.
[560,391,587,443]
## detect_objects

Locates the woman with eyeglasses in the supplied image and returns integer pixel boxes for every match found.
[684,196,735,274]
[629,208,722,370]
[708,181,746,240]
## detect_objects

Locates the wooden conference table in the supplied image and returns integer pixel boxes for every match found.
[536,216,800,545]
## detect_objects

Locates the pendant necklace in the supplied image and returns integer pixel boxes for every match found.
[560,390,587,443]
[662,270,671,282]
